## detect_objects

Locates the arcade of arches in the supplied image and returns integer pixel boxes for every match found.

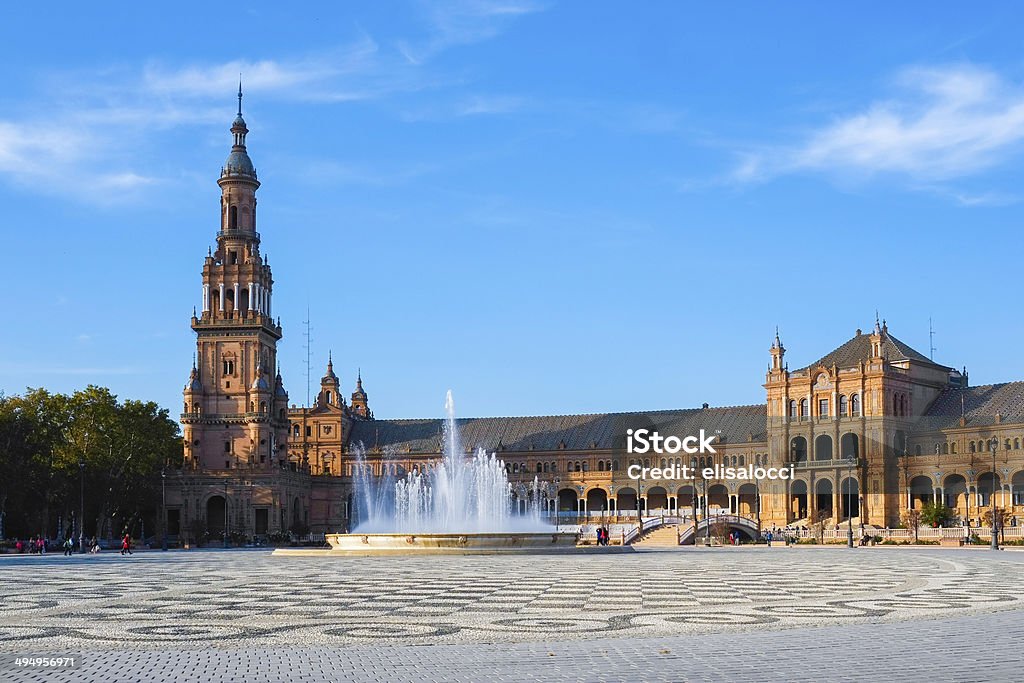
[166,100,1024,538]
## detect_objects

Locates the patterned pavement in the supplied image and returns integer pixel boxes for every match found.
[1,547,1023,681]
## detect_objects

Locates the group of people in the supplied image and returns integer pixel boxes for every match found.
[13,537,48,554]
[10,534,129,555]
[595,527,612,546]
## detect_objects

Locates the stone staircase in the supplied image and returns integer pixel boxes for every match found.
[633,524,679,547]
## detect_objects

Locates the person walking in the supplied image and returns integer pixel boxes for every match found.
[121,533,133,556]
[63,536,74,557]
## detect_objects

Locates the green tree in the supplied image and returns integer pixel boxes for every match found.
[0,386,180,541]
[919,502,957,528]
[902,508,922,544]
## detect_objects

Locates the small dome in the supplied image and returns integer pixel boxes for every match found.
[233,113,247,129]
[224,150,255,177]
[185,366,202,392]
[252,375,270,390]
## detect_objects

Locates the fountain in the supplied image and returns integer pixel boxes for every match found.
[322,391,578,553]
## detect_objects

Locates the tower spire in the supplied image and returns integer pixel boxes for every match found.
[237,75,243,116]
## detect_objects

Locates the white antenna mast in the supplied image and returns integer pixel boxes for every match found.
[302,306,314,407]
[929,317,937,361]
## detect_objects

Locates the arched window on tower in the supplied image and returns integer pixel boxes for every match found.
[229,205,238,230]
[851,394,861,417]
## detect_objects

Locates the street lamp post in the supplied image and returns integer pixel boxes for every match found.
[637,483,644,540]
[703,476,711,547]
[846,455,855,548]
[78,457,85,554]
[690,458,698,545]
[223,479,229,549]
[991,439,999,551]
[161,468,168,551]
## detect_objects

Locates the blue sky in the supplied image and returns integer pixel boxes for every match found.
[2,2,1023,419]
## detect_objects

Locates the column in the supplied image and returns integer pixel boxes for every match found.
[202,284,210,312]
[233,283,240,315]
[218,283,225,312]
[248,283,254,311]
[267,290,271,317]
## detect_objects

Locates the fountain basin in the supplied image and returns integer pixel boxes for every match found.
[321,531,579,554]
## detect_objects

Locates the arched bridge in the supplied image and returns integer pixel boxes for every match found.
[677,514,760,544]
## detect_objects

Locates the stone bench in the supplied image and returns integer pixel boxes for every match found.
[939,537,964,547]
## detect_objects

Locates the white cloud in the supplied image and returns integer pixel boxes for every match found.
[141,39,381,100]
[456,94,526,116]
[398,0,544,64]
[0,6,542,206]
[733,64,1024,192]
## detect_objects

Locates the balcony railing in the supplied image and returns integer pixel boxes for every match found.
[793,458,861,469]
[217,229,260,241]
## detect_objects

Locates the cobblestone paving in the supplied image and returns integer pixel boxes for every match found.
[1,547,1022,681]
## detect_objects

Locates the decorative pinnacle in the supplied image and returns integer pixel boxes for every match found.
[237,75,243,116]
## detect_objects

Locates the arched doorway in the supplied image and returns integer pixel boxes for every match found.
[676,485,695,513]
[910,476,934,509]
[708,484,729,511]
[738,483,758,517]
[1013,471,1024,507]
[617,487,638,514]
[207,496,226,536]
[586,488,608,514]
[790,480,808,520]
[557,489,578,513]
[943,474,967,510]
[815,479,833,520]
[978,472,1001,507]
[647,486,668,512]
[840,476,860,519]
[841,433,859,459]
[790,436,807,463]
[814,434,833,461]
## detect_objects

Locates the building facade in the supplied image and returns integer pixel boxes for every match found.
[166,102,1024,542]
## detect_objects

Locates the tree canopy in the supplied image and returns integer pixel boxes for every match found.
[0,385,181,540]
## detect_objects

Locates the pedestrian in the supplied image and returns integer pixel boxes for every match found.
[766,530,773,547]
[14,539,22,553]
[121,533,133,556]
[63,537,74,557]
[90,537,101,554]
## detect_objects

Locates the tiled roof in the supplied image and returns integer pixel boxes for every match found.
[347,404,768,454]
[801,330,939,371]
[923,382,1024,428]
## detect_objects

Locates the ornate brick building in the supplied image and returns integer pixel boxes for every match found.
[166,100,1024,542]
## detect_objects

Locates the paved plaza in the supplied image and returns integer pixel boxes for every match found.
[2,547,1023,681]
